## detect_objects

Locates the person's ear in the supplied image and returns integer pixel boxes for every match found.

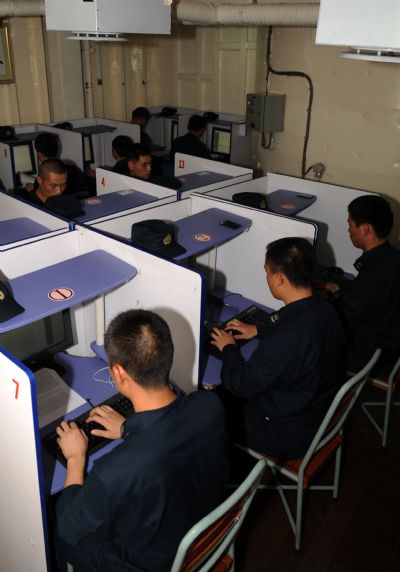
[110,363,126,386]
[36,175,42,185]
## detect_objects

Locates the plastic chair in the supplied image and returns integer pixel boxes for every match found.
[362,355,400,447]
[237,348,381,552]
[170,458,266,572]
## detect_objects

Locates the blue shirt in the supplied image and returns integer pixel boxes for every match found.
[56,387,228,571]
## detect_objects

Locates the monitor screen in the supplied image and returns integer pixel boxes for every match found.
[171,120,178,142]
[211,128,231,156]
[83,134,94,164]
[13,143,35,174]
[0,310,74,372]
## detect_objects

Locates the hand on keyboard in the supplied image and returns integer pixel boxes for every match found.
[210,327,237,353]
[86,405,125,440]
[56,420,88,463]
[224,320,258,341]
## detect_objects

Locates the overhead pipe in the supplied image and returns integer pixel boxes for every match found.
[0,0,45,17]
[177,2,319,27]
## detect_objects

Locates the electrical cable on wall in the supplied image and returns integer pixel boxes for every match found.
[265,27,314,179]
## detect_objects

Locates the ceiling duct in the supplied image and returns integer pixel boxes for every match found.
[316,0,400,63]
[44,0,171,41]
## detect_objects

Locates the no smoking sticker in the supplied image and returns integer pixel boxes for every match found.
[279,203,295,210]
[193,233,213,242]
[86,198,103,205]
[48,287,75,301]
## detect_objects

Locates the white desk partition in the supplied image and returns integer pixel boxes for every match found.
[0,125,38,191]
[189,194,317,309]
[266,173,377,273]
[174,153,253,198]
[202,174,377,273]
[37,123,84,171]
[0,225,203,571]
[147,107,197,151]
[0,192,70,251]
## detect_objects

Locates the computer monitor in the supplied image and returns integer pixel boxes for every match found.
[211,127,231,156]
[0,309,74,372]
[171,120,178,142]
[12,142,36,174]
[83,134,94,165]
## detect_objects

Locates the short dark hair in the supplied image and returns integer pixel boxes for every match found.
[112,135,135,158]
[348,195,393,238]
[126,143,151,162]
[265,237,316,288]
[104,310,174,389]
[35,132,59,158]
[188,114,207,132]
[38,158,67,178]
[53,121,73,131]
[131,107,151,121]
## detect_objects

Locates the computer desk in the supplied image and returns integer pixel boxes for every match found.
[177,171,233,193]
[267,189,317,216]
[172,207,252,260]
[200,291,274,387]
[0,217,50,246]
[76,189,159,223]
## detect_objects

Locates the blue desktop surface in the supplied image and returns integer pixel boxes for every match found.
[177,171,233,192]
[173,207,252,260]
[0,217,51,245]
[1,250,137,333]
[268,189,316,216]
[76,190,158,222]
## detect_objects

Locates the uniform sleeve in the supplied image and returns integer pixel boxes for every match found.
[220,337,285,401]
[336,271,382,334]
[56,469,119,545]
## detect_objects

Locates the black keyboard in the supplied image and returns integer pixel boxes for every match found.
[43,393,134,466]
[206,305,271,357]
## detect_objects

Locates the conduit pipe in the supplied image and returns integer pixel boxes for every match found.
[0,0,45,17]
[177,2,319,27]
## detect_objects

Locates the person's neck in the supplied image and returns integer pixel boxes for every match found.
[362,237,386,253]
[35,189,47,203]
[130,383,177,413]
[282,287,313,306]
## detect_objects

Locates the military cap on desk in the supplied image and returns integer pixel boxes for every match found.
[232,192,268,210]
[131,220,186,259]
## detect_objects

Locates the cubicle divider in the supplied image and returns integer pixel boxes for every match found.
[147,106,197,152]
[201,173,376,273]
[0,124,38,191]
[174,153,253,198]
[0,224,204,572]
[0,192,70,251]
[37,123,84,171]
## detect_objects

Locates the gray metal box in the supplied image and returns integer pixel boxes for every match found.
[45,0,171,35]
[246,93,285,133]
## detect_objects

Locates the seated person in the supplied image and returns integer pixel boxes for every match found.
[131,106,155,153]
[55,309,229,572]
[127,143,181,190]
[211,237,344,460]
[16,159,82,218]
[27,132,86,196]
[170,114,211,161]
[324,195,400,374]
[111,135,134,175]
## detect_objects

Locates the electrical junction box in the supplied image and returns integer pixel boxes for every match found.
[246,93,285,133]
[45,0,171,37]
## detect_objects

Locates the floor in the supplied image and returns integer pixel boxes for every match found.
[235,388,400,572]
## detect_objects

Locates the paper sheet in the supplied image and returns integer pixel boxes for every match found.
[35,368,87,428]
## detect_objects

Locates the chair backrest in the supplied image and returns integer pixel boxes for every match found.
[301,348,382,469]
[170,458,266,572]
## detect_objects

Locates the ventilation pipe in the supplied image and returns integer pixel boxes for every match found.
[177,1,319,27]
[0,1,45,17]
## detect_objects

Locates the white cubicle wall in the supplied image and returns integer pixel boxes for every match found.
[0,226,204,572]
[147,106,197,152]
[89,194,317,311]
[174,153,253,198]
[0,192,70,251]
[38,119,141,171]
[0,125,38,191]
[201,173,377,273]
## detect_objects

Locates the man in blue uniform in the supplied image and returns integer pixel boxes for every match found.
[211,237,344,460]
[324,194,400,374]
[170,114,211,161]
[56,310,228,572]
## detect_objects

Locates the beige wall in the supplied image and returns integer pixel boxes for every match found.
[2,18,400,210]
